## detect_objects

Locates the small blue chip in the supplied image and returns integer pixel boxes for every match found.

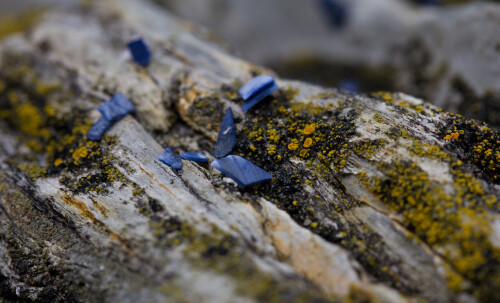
[211,155,272,187]
[213,107,236,158]
[98,93,135,122]
[159,148,183,170]
[127,38,151,67]
[238,75,279,112]
[87,116,112,141]
[180,152,209,163]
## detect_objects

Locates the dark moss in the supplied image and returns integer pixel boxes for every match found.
[440,113,500,184]
[0,54,129,194]
[452,76,500,128]
[187,93,226,132]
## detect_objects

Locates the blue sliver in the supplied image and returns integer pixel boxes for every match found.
[180,152,209,163]
[238,75,275,100]
[159,148,183,170]
[98,93,135,122]
[213,107,236,158]
[241,82,279,112]
[87,116,113,141]
[127,38,151,67]
[211,155,272,187]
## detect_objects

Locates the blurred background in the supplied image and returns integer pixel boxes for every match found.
[1,0,500,126]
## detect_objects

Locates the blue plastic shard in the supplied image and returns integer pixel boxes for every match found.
[239,75,279,112]
[180,152,209,163]
[127,38,151,67]
[211,155,272,187]
[318,0,348,28]
[87,116,113,141]
[98,93,135,122]
[213,107,236,158]
[239,75,275,100]
[159,148,183,170]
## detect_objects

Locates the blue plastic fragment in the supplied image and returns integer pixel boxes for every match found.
[213,107,236,158]
[239,75,275,100]
[98,93,135,122]
[211,155,272,187]
[339,79,360,93]
[180,152,209,163]
[87,116,113,141]
[159,148,183,170]
[127,38,151,67]
[238,75,279,112]
[318,0,348,28]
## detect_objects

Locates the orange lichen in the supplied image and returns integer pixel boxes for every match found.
[288,139,299,151]
[444,132,460,141]
[303,124,316,135]
[303,138,313,148]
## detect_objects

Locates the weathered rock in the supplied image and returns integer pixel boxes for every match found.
[0,1,499,302]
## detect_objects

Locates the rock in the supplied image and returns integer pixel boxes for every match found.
[0,0,499,302]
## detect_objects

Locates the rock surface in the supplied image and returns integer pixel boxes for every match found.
[0,1,499,302]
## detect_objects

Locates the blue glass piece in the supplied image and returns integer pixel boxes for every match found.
[339,79,360,93]
[211,155,272,187]
[180,152,209,163]
[159,148,183,170]
[241,82,279,112]
[127,38,151,67]
[239,75,279,112]
[318,0,348,28]
[87,116,112,141]
[238,75,275,100]
[213,108,236,158]
[98,93,135,122]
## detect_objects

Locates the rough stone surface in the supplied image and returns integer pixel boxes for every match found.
[0,1,499,303]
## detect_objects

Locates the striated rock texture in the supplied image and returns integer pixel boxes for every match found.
[0,1,500,302]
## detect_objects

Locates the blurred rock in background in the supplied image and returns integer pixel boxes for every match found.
[2,0,500,125]
[156,0,500,126]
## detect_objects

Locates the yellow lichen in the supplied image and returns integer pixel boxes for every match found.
[54,158,63,167]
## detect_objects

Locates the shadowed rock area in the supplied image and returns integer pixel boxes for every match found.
[0,1,499,302]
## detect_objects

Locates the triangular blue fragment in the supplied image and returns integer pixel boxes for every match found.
[87,116,113,141]
[159,148,183,170]
[211,155,272,187]
[127,38,151,67]
[98,93,135,122]
[238,75,275,100]
[241,83,279,112]
[180,152,208,163]
[213,107,236,158]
